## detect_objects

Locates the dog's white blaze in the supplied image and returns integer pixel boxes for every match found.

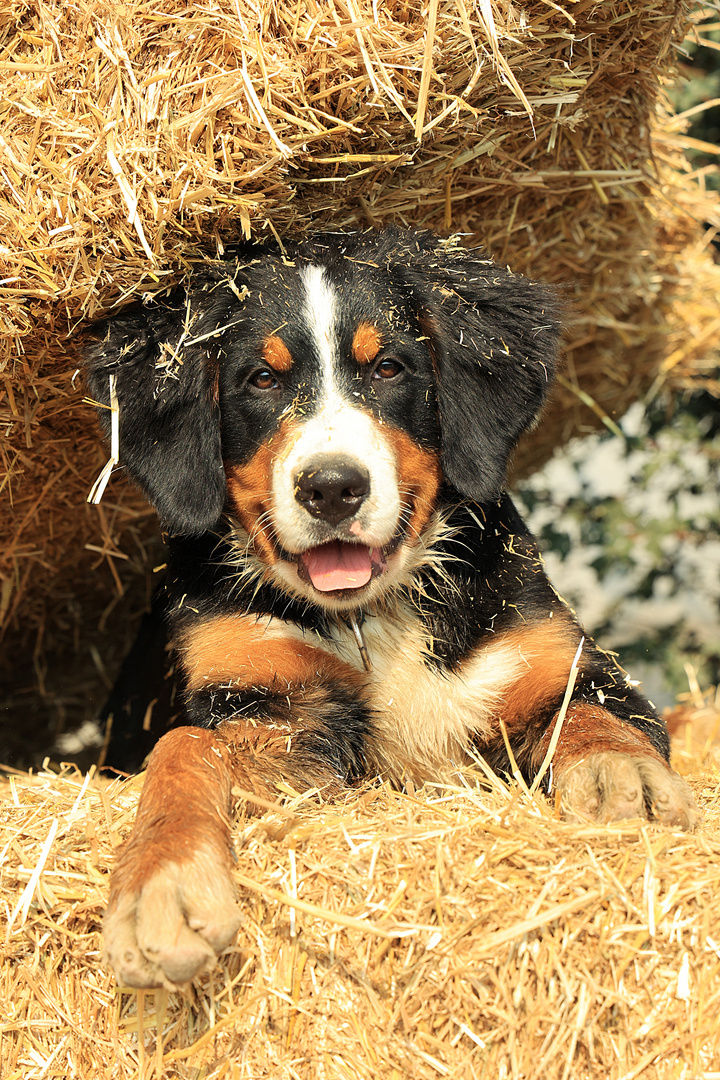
[270,263,402,557]
[301,264,340,406]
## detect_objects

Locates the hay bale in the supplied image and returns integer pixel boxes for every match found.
[2,707,719,1078]
[1,0,719,691]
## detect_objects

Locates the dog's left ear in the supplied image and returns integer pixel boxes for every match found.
[83,278,231,535]
[399,234,562,503]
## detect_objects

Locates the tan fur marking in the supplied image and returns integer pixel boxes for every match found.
[225,421,297,564]
[109,727,235,897]
[532,703,667,772]
[226,451,278,565]
[352,322,382,364]
[494,617,581,730]
[263,334,293,372]
[181,615,364,693]
[386,427,442,542]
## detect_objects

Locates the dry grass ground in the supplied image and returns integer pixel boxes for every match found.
[2,691,719,1079]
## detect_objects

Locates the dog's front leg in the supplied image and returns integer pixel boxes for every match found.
[103,726,242,988]
[103,678,368,988]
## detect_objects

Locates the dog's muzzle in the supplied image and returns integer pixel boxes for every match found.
[292,456,388,593]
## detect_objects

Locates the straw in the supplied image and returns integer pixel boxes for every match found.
[1,701,718,1078]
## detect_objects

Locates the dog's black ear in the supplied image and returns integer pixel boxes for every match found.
[83,283,227,535]
[397,232,562,504]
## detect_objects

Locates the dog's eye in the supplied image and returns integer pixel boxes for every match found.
[249,368,279,391]
[373,358,404,381]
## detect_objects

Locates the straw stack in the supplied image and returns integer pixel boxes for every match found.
[1,1,719,702]
[2,694,719,1078]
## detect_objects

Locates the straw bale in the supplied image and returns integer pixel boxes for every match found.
[2,697,719,1079]
[2,0,720,702]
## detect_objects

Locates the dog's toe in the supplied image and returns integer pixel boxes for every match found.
[595,755,645,821]
[103,891,166,988]
[635,757,701,830]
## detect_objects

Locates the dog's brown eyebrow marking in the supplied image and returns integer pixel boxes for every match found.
[263,334,293,372]
[352,322,382,364]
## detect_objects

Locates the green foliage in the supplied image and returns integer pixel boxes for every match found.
[514,394,720,704]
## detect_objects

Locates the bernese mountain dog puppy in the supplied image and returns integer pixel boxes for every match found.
[85,227,699,989]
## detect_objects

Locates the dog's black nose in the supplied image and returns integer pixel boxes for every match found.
[294,461,370,524]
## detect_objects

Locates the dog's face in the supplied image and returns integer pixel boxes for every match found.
[85,229,560,611]
[218,251,445,609]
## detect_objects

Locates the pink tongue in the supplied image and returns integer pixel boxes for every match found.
[303,542,372,592]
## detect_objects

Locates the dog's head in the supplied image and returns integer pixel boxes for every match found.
[85,228,560,610]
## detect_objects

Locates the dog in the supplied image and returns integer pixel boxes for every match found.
[84,227,699,989]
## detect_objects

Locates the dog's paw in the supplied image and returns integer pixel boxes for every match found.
[104,845,242,988]
[554,752,700,830]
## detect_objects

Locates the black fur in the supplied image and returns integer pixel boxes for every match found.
[85,289,226,534]
[86,228,665,781]
[85,229,560,533]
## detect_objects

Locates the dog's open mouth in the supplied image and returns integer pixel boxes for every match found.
[297,541,387,593]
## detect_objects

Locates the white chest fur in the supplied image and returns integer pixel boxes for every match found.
[318,606,525,782]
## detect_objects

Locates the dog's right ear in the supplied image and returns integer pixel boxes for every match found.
[83,284,227,535]
[387,230,561,505]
